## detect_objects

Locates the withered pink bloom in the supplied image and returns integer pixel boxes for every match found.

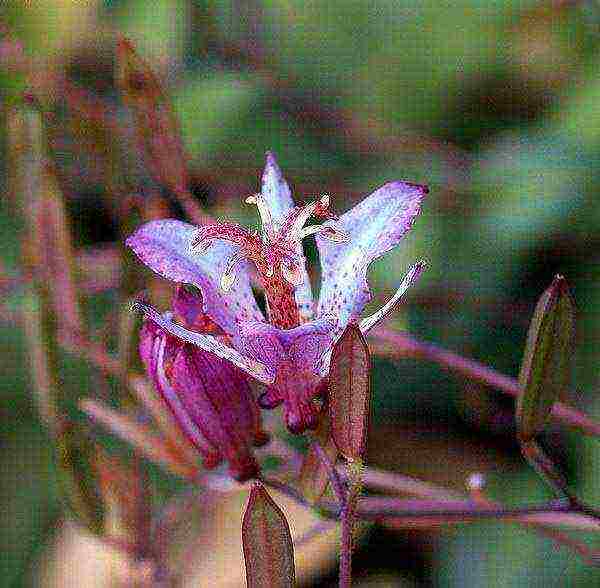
[129,152,426,433]
[139,286,268,481]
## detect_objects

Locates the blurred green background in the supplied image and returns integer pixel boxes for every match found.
[2,0,600,586]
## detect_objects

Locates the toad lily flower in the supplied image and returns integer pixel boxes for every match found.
[128,152,427,434]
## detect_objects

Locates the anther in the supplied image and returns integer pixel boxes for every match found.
[220,251,248,292]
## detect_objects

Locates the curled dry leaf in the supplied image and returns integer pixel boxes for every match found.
[299,411,339,504]
[328,324,371,461]
[56,424,106,536]
[517,275,574,441]
[116,38,210,224]
[116,38,206,224]
[242,483,296,588]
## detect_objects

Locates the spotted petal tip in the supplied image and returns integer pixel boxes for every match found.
[316,181,427,329]
[359,260,427,334]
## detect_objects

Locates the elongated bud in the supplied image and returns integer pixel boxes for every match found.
[328,324,371,460]
[242,484,295,588]
[517,275,574,441]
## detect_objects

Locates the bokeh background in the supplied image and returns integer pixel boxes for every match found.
[2,0,600,586]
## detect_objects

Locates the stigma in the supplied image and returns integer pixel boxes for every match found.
[191,193,349,293]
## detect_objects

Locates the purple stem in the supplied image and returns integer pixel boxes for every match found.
[260,477,588,524]
[313,440,347,506]
[371,328,600,438]
[339,502,354,588]
[353,497,572,520]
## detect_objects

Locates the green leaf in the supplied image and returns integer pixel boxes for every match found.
[242,483,295,588]
[328,324,371,461]
[516,275,574,441]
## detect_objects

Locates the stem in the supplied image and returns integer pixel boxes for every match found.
[313,440,347,506]
[521,440,573,501]
[370,328,600,438]
[353,497,573,521]
[469,476,600,566]
[339,503,354,588]
[339,462,361,588]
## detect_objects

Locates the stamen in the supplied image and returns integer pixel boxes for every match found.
[220,250,248,292]
[245,193,275,238]
[280,260,304,286]
[288,201,319,237]
[190,222,255,253]
[314,193,337,219]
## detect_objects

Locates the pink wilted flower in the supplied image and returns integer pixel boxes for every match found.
[128,152,426,434]
[139,285,268,481]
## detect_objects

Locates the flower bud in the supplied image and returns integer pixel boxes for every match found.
[139,288,267,481]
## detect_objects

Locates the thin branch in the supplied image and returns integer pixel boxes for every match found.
[59,326,123,378]
[353,497,572,520]
[293,520,338,549]
[355,466,465,501]
[261,471,600,532]
[468,474,600,566]
[339,503,354,588]
[369,328,600,438]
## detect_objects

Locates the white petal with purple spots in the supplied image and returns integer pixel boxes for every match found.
[126,219,264,340]
[316,181,426,332]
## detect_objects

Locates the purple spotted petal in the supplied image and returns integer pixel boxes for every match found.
[359,260,427,334]
[280,316,337,371]
[238,321,285,376]
[261,151,295,231]
[262,152,314,321]
[316,181,426,331]
[126,219,264,339]
[237,315,336,376]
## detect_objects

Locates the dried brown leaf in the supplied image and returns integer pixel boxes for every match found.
[116,38,189,198]
[56,424,106,535]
